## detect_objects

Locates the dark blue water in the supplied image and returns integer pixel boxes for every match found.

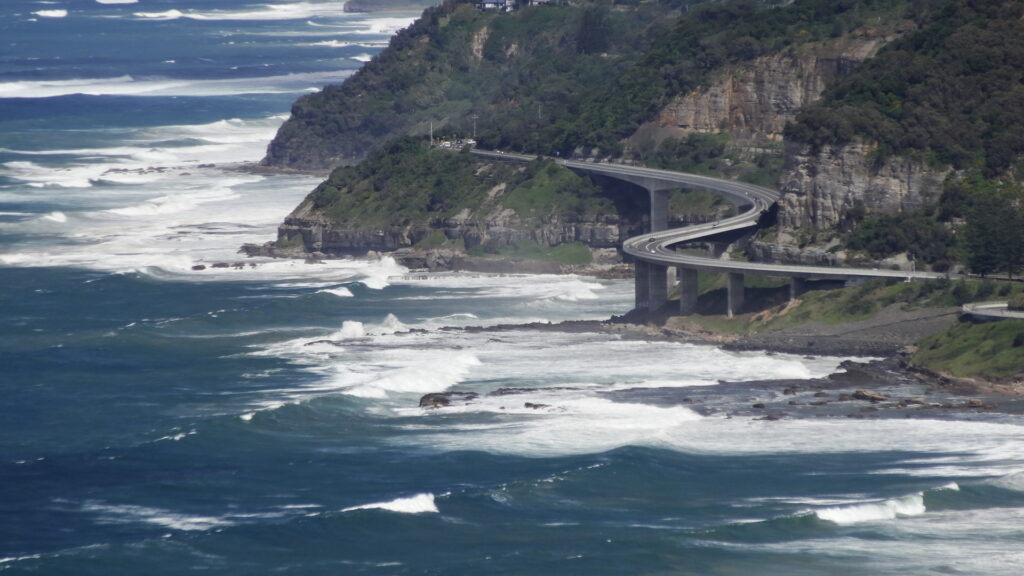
[3,1,1024,573]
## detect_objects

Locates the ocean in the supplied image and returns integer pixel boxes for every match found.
[3,1,1024,573]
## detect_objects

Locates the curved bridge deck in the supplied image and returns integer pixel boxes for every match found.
[472,149,950,316]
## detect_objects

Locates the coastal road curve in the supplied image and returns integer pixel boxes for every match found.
[473,149,950,283]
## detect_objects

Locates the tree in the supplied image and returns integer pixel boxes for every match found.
[960,182,1024,277]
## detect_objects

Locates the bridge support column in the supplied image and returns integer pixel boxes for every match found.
[678,268,699,315]
[789,277,806,301]
[634,261,651,311]
[648,263,669,312]
[633,261,669,313]
[650,189,669,233]
[727,272,745,318]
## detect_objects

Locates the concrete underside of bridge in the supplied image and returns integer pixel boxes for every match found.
[630,185,812,318]
[639,265,813,318]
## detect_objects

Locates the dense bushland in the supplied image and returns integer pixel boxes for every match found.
[786,0,1024,176]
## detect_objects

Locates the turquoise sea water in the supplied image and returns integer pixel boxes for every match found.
[3,1,1024,573]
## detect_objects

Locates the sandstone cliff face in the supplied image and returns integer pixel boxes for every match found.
[275,197,636,263]
[744,141,951,266]
[777,142,951,231]
[633,34,893,149]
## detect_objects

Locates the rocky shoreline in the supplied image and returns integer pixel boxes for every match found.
[419,316,1024,421]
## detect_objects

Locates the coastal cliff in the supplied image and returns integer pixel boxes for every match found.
[252,138,733,270]
[260,0,1023,276]
[777,142,950,232]
[632,32,898,150]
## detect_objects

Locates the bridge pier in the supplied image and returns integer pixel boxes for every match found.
[678,267,699,315]
[650,188,669,233]
[632,186,674,313]
[789,277,806,301]
[634,261,651,311]
[633,261,669,312]
[648,263,669,311]
[727,272,745,318]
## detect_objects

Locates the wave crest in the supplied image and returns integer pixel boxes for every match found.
[342,493,439,514]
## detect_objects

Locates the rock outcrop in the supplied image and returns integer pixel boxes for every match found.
[276,198,631,256]
[632,33,899,151]
[777,141,951,232]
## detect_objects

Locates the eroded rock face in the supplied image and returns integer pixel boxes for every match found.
[777,142,951,232]
[273,190,638,265]
[634,35,894,149]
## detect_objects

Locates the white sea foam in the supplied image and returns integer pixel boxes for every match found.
[133,2,349,21]
[42,211,67,223]
[988,472,1024,492]
[317,286,354,298]
[304,39,389,48]
[815,493,926,525]
[0,554,42,565]
[155,429,197,442]
[335,320,366,339]
[750,506,1024,575]
[0,71,348,99]
[390,273,628,318]
[351,53,374,62]
[350,17,416,35]
[345,352,481,399]
[96,0,138,4]
[83,501,234,531]
[33,9,68,18]
[342,493,439,514]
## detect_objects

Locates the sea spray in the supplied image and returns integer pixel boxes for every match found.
[341,493,439,514]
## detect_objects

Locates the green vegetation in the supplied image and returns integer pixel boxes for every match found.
[1009,293,1024,312]
[303,137,615,231]
[840,174,1024,276]
[845,213,954,270]
[638,134,727,174]
[502,159,613,218]
[786,0,1024,176]
[953,178,1024,278]
[674,277,1024,382]
[266,0,914,169]
[266,0,686,168]
[914,319,1024,381]
[414,229,465,250]
[308,138,505,226]
[668,188,734,219]
[684,278,1024,335]
[570,0,913,154]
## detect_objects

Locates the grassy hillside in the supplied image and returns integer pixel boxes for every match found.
[914,319,1024,382]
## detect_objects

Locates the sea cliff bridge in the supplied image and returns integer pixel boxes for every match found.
[473,149,951,317]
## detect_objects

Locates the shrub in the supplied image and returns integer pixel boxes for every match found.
[975,280,996,300]
[1009,293,1024,312]
[951,279,974,305]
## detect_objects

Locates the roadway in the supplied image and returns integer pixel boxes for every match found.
[473,149,948,283]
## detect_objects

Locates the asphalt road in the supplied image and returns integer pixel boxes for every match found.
[473,149,947,282]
